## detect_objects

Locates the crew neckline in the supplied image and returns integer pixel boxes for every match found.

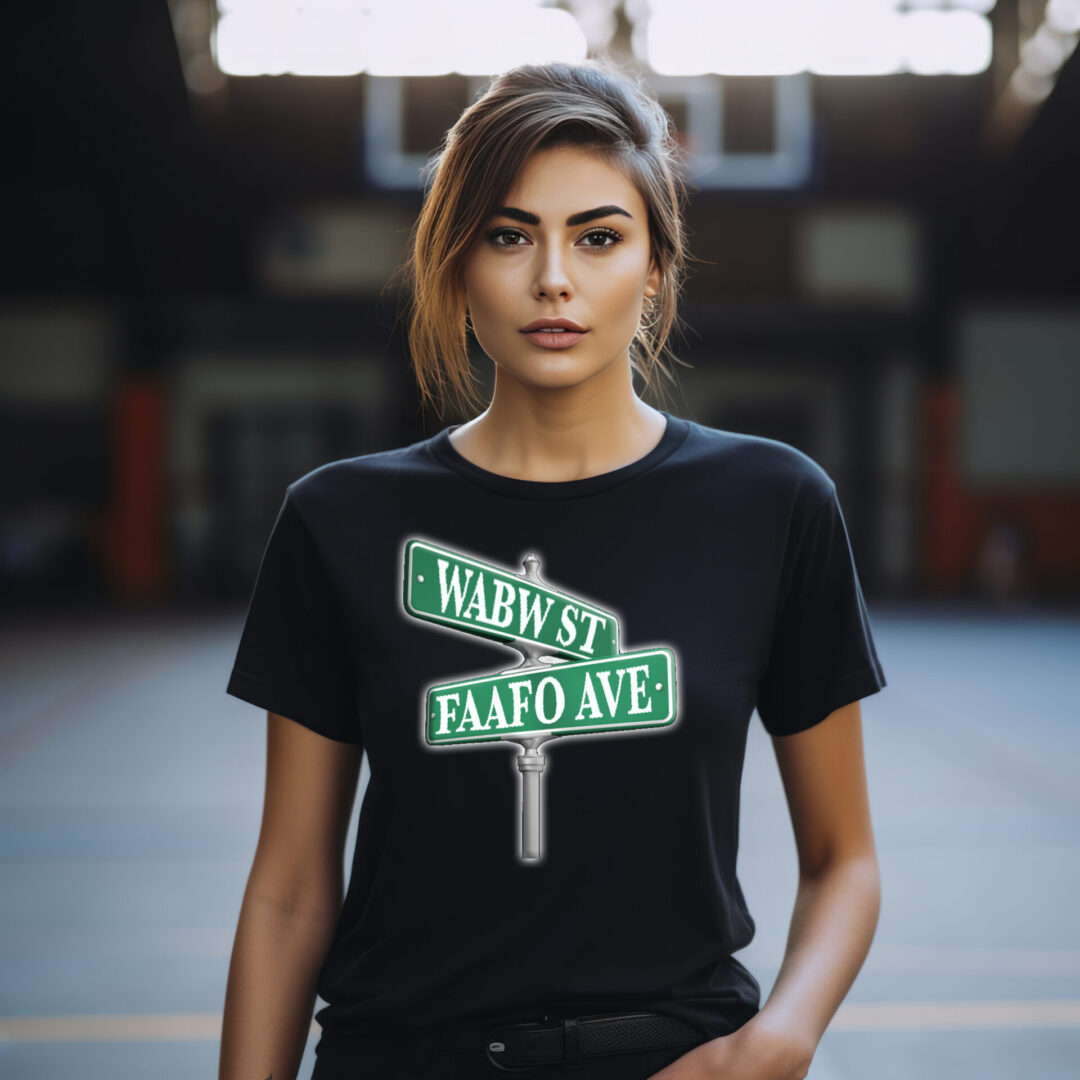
[427,410,690,500]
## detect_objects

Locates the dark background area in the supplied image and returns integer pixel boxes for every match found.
[2,0,1078,609]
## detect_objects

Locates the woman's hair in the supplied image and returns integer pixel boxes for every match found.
[390,57,697,421]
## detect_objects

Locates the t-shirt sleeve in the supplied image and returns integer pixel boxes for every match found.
[755,484,887,737]
[225,489,362,744]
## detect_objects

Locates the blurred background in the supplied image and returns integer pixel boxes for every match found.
[1,1,1078,1078]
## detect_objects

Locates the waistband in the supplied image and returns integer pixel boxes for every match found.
[322,1009,711,1071]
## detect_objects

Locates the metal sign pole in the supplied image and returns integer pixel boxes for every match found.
[498,660,562,862]
[501,553,562,862]
[516,738,547,860]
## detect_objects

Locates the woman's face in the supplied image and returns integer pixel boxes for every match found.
[462,144,661,393]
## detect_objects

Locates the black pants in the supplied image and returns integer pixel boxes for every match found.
[310,1023,713,1079]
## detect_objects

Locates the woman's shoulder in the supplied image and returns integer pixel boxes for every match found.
[282,435,440,510]
[679,416,836,512]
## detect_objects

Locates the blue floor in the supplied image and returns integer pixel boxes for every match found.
[1,604,1078,1078]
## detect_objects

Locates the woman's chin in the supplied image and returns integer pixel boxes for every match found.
[494,349,625,390]
[515,365,607,392]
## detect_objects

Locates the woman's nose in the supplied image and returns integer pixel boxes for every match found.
[533,248,574,299]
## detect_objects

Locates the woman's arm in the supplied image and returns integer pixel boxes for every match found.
[758,698,881,1056]
[219,713,364,1080]
[736,699,882,1076]
[651,700,880,1080]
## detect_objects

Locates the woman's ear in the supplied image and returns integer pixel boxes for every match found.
[645,260,661,299]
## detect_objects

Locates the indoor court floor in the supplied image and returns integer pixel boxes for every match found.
[1,603,1078,1079]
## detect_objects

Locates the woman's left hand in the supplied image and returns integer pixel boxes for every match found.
[644,1017,811,1080]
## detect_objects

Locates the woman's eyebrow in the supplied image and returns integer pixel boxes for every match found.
[492,205,633,226]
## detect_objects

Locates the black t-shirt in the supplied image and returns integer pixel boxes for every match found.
[225,409,886,1040]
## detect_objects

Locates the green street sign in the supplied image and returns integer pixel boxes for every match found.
[403,539,619,660]
[425,646,676,745]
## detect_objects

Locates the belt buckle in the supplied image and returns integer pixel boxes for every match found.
[484,1016,561,1072]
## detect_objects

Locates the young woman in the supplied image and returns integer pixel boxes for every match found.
[219,58,887,1080]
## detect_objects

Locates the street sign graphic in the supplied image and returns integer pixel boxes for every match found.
[400,537,680,863]
[425,647,676,744]
[404,539,619,660]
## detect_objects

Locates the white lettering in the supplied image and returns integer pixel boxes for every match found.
[489,579,516,629]
[434,691,460,736]
[436,559,474,617]
[517,586,555,637]
[626,664,654,714]
[575,673,604,721]
[578,611,608,655]
[595,668,627,715]
[509,679,534,726]
[556,604,579,647]
[461,573,490,624]
[534,676,565,725]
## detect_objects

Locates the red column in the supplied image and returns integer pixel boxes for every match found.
[104,377,169,601]
[922,380,977,593]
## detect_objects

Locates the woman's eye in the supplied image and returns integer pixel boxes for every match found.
[489,228,526,247]
[487,227,623,249]
[581,228,622,247]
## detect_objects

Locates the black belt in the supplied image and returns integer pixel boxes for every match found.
[322,1010,711,1071]
[478,1011,704,1071]
[438,1010,706,1071]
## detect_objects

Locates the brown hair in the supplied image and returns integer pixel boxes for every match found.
[390,57,697,421]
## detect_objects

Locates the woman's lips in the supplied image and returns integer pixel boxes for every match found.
[521,330,588,349]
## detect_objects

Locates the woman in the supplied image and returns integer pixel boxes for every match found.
[219,58,887,1080]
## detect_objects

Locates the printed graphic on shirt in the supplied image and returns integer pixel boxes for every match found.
[421,649,676,744]
[401,537,680,862]
[404,539,621,659]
